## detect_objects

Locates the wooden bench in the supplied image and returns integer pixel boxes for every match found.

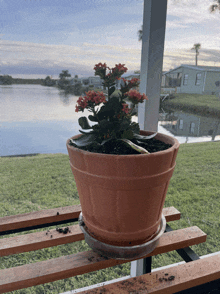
[0,205,218,293]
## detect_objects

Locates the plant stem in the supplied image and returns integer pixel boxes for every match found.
[107,86,110,100]
[92,108,101,124]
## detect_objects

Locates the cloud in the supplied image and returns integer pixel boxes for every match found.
[0,39,142,77]
[165,0,220,50]
[168,0,214,23]
[1,34,219,78]
[0,64,91,77]
[1,0,219,77]
[166,20,189,30]
[163,47,220,70]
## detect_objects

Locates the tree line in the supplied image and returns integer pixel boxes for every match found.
[43,70,95,96]
[0,75,44,85]
[0,71,90,97]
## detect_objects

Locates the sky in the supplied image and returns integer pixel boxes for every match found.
[1,0,220,79]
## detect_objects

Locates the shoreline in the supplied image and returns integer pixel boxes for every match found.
[162,101,220,118]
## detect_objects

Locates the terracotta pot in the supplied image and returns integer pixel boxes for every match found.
[66,131,179,247]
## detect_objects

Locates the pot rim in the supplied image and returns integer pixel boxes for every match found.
[66,131,180,158]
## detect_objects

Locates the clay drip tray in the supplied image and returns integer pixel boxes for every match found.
[79,213,166,260]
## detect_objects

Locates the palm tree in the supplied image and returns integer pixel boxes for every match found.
[58,70,71,89]
[59,70,71,80]
[138,25,143,41]
[191,43,201,66]
[210,0,220,12]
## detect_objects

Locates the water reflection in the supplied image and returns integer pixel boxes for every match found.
[59,91,72,106]
[1,84,220,156]
[0,84,85,156]
[0,84,86,122]
[159,107,220,143]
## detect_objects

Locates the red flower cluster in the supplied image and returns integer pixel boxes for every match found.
[104,72,117,85]
[127,78,140,88]
[93,63,108,71]
[94,63,109,80]
[121,77,140,88]
[121,103,130,114]
[75,91,106,112]
[94,62,128,85]
[112,63,128,75]
[126,89,148,104]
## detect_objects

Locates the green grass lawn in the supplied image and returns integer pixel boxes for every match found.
[163,93,220,117]
[0,142,220,293]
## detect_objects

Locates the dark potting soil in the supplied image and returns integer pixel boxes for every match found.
[74,138,172,155]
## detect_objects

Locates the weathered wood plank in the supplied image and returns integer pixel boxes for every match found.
[0,207,181,257]
[0,225,84,257]
[0,226,206,293]
[0,205,81,232]
[163,206,180,222]
[0,206,180,233]
[79,254,220,294]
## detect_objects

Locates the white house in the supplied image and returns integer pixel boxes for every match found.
[70,76,103,88]
[162,64,220,95]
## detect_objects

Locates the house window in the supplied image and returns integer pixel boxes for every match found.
[167,73,182,87]
[177,73,182,86]
[195,73,202,85]
[179,119,183,130]
[190,122,195,134]
[183,74,188,85]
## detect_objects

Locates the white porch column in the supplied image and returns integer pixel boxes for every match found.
[131,0,168,277]
[138,0,168,132]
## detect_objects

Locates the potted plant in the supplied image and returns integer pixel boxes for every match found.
[66,62,179,251]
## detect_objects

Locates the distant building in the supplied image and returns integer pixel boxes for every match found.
[162,64,220,95]
[87,76,102,88]
[124,74,140,80]
[115,73,140,90]
[70,76,102,88]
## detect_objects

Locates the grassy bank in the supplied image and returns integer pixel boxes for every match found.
[162,93,220,118]
[1,142,220,293]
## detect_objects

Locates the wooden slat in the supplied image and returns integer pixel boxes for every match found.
[0,226,206,293]
[79,254,220,294]
[0,225,84,257]
[0,205,180,233]
[163,206,180,222]
[0,207,181,257]
[0,205,81,232]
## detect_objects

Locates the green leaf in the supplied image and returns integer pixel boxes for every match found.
[104,96,121,111]
[70,133,97,147]
[109,86,116,97]
[100,138,113,145]
[78,117,92,129]
[130,122,140,134]
[133,132,158,141]
[97,96,121,120]
[97,109,115,120]
[98,119,115,131]
[130,107,137,116]
[119,119,131,131]
[79,130,94,134]
[120,139,149,154]
[121,129,134,139]
[88,115,98,122]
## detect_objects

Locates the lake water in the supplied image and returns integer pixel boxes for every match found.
[1,84,219,156]
[0,84,86,156]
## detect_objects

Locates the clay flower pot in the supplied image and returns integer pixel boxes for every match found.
[66,131,179,247]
